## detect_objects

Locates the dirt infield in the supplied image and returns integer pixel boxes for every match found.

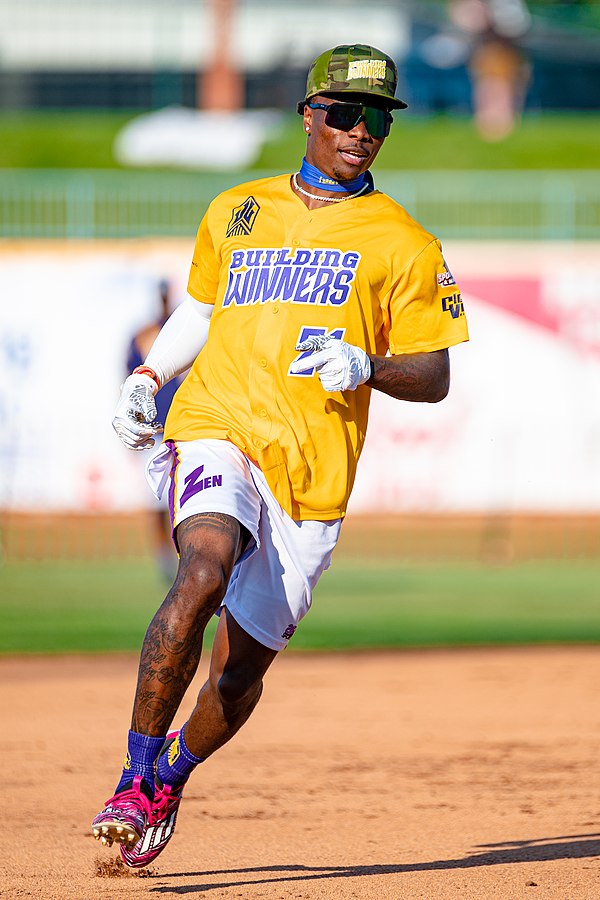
[3,647,600,899]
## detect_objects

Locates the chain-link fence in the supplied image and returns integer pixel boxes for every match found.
[1,168,599,240]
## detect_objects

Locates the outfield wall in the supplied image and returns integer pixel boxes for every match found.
[1,240,598,516]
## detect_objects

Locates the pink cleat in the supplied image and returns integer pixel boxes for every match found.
[120,780,184,868]
[120,732,184,869]
[91,775,153,850]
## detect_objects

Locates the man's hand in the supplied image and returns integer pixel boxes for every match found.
[112,373,164,450]
[290,335,372,392]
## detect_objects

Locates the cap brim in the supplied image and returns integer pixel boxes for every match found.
[387,97,408,110]
[299,90,408,112]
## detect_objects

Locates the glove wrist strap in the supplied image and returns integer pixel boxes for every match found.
[132,365,161,389]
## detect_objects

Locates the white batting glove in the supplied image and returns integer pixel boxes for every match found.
[290,335,372,392]
[112,373,164,451]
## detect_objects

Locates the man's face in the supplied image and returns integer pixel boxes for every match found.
[303,95,388,181]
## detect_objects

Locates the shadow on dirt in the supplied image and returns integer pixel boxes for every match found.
[149,832,600,893]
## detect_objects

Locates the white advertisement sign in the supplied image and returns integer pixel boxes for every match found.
[1,240,599,513]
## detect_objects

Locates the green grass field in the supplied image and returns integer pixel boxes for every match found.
[1,110,599,171]
[1,558,599,655]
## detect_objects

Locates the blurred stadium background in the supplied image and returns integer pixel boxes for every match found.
[0,0,599,652]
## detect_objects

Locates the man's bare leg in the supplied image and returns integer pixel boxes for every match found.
[131,512,248,737]
[92,511,254,853]
[182,607,278,759]
[117,607,278,867]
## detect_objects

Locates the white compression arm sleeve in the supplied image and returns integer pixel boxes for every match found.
[144,294,214,387]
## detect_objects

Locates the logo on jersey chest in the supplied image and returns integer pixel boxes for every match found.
[222,247,361,308]
[226,196,260,238]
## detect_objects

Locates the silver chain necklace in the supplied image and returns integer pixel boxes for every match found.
[292,172,369,203]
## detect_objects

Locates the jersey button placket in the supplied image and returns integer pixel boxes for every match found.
[249,308,273,450]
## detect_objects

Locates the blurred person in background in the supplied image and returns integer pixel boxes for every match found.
[450,0,531,140]
[91,43,469,870]
[126,278,179,581]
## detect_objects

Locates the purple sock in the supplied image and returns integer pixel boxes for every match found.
[115,730,165,794]
[156,725,205,789]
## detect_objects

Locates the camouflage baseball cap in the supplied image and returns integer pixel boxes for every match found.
[297,44,408,114]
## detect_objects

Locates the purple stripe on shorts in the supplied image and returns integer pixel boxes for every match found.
[166,440,178,533]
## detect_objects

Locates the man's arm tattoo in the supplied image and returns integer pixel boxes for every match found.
[367,349,450,403]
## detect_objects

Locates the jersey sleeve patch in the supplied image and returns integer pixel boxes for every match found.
[437,257,456,287]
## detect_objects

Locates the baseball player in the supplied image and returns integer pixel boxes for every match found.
[92,43,469,868]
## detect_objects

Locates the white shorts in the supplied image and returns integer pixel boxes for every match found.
[145,438,341,651]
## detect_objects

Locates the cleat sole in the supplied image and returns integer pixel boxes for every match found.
[92,819,142,849]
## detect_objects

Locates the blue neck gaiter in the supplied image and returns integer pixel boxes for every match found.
[299,157,370,194]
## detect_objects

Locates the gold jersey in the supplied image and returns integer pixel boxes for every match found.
[165,174,468,520]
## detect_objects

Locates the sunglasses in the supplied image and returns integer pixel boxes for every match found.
[308,101,393,139]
